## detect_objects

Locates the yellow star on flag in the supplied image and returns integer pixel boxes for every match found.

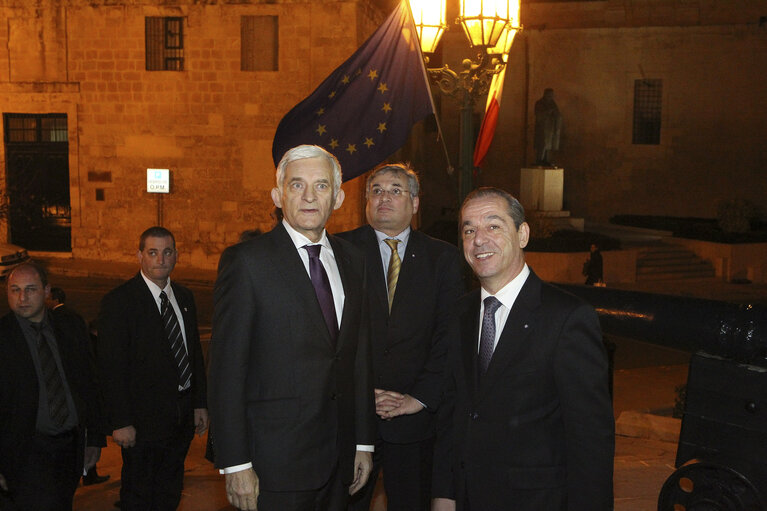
[377,83,389,94]
[328,91,336,99]
[341,75,350,84]
[315,107,325,116]
[329,139,339,149]
[364,138,375,148]
[377,122,387,134]
[346,144,357,154]
[368,69,378,80]
[381,103,392,113]
[316,124,327,136]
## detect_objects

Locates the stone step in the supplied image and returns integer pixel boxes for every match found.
[636,244,715,281]
[637,269,716,281]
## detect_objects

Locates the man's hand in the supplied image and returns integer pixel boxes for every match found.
[431,497,456,511]
[349,450,372,495]
[113,425,136,448]
[0,473,7,492]
[375,389,424,419]
[83,446,101,471]
[194,408,209,436]
[225,468,259,510]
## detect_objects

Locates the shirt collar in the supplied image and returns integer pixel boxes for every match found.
[282,219,331,252]
[480,263,530,310]
[140,270,173,300]
[373,226,411,247]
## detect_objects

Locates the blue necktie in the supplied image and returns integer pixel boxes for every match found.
[478,296,502,375]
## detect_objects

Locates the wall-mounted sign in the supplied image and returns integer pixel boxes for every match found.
[147,168,170,193]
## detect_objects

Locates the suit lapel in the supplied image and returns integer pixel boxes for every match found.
[269,225,336,349]
[329,235,357,352]
[389,229,422,316]
[461,291,481,398]
[359,226,389,315]
[479,272,542,393]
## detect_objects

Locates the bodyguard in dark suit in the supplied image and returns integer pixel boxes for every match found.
[0,262,104,510]
[433,188,614,511]
[98,227,208,510]
[338,163,463,510]
[209,145,375,511]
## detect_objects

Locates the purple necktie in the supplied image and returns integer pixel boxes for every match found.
[304,244,339,342]
[478,296,502,375]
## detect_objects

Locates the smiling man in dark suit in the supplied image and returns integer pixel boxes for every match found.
[338,163,463,511]
[98,226,208,510]
[433,188,614,511]
[209,144,375,511]
[0,262,104,510]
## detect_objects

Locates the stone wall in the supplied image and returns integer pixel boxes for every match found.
[420,0,767,230]
[0,0,380,268]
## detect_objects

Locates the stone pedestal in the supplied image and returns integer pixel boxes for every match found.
[520,167,563,211]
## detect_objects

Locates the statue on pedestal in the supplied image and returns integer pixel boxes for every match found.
[534,88,562,167]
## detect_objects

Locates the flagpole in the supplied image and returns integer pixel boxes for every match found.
[403,0,453,175]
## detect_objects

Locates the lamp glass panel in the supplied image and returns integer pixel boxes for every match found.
[409,0,446,53]
[459,0,510,47]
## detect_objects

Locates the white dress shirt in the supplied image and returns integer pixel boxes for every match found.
[477,264,531,353]
[140,271,189,392]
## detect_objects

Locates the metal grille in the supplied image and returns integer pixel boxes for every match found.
[146,17,184,71]
[241,15,279,72]
[632,79,662,145]
[4,114,68,143]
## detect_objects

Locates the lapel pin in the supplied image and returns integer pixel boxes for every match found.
[524,324,529,329]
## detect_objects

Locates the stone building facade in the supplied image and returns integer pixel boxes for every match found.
[424,0,767,226]
[0,0,383,267]
[1,0,765,269]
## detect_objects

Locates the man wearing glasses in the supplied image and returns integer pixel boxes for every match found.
[339,163,464,510]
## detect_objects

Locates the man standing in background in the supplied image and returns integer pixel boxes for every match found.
[0,262,104,510]
[98,226,208,510]
[339,163,463,510]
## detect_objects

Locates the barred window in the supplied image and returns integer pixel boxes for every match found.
[4,114,68,143]
[632,79,662,145]
[146,17,184,71]
[241,15,279,72]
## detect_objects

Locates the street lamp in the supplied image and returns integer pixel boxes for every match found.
[409,0,520,204]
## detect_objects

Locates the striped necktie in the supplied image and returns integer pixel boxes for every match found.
[384,239,401,312]
[160,291,191,390]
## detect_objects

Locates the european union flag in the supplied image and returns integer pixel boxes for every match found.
[272,0,434,181]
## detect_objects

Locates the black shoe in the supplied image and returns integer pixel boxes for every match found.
[82,469,110,486]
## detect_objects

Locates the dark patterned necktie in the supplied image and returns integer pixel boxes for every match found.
[33,322,70,426]
[160,291,192,390]
[304,244,339,341]
[478,296,502,375]
[384,239,401,312]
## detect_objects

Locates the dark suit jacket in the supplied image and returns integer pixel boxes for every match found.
[337,225,463,443]
[97,273,207,441]
[434,271,614,511]
[0,310,104,490]
[209,223,375,492]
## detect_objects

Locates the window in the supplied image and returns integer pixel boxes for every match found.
[241,15,279,71]
[146,17,185,71]
[4,114,68,143]
[632,79,662,145]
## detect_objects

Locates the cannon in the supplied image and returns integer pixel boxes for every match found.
[556,284,767,510]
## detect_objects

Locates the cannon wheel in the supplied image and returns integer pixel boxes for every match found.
[658,460,764,510]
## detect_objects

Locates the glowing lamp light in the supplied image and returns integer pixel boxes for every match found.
[408,0,448,54]
[486,1,520,62]
[459,0,511,49]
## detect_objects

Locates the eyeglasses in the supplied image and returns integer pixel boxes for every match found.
[370,187,411,199]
